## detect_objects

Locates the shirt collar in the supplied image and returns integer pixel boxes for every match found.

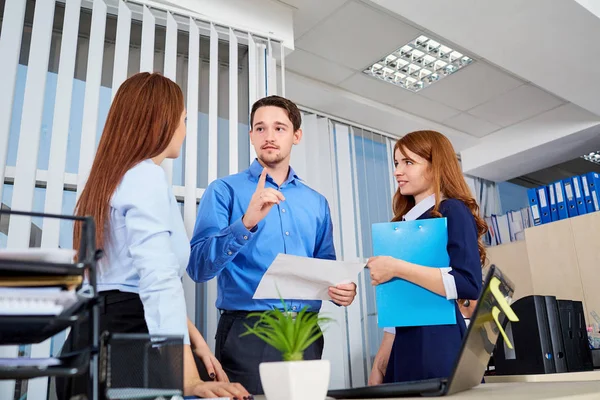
[403,193,436,221]
[248,158,301,186]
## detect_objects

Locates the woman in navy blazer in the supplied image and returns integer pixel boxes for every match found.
[367,130,488,384]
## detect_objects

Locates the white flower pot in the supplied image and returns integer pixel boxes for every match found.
[259,359,331,400]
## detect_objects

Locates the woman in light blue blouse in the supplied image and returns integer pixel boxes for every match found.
[62,72,249,399]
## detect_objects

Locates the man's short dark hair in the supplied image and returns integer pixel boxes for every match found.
[250,95,302,132]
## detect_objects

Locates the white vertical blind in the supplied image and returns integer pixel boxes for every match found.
[111,0,131,99]
[333,124,366,386]
[5,2,56,396]
[280,41,286,97]
[229,28,238,174]
[0,0,27,204]
[298,113,318,187]
[247,34,258,163]
[206,24,221,348]
[299,113,349,390]
[257,42,266,99]
[42,0,82,250]
[387,138,397,202]
[7,0,56,248]
[207,23,218,183]
[161,11,178,184]
[76,0,107,198]
[0,1,30,389]
[183,18,199,239]
[349,127,371,379]
[266,38,277,96]
[140,5,155,73]
[182,17,199,327]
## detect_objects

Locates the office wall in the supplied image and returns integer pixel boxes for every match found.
[498,181,529,214]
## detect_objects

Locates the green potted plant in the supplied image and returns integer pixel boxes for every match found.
[242,299,333,400]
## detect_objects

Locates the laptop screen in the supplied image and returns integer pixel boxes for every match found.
[446,265,515,395]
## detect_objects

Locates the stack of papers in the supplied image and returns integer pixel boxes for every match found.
[0,248,76,263]
[0,287,78,315]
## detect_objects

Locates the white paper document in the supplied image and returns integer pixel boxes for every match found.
[0,287,78,315]
[0,357,62,368]
[253,254,365,301]
[0,248,76,263]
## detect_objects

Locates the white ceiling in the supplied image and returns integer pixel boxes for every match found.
[280,0,591,142]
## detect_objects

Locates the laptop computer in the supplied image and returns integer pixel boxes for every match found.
[327,264,516,398]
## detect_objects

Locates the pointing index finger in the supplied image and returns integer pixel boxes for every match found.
[257,168,267,190]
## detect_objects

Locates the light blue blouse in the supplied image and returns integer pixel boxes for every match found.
[98,159,190,344]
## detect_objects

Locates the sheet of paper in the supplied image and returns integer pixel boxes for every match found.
[253,253,365,301]
[0,248,76,263]
[0,357,62,368]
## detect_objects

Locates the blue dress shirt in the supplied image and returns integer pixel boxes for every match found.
[187,159,336,312]
[99,159,191,344]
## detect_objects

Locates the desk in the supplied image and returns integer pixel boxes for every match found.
[256,381,600,400]
[485,370,600,383]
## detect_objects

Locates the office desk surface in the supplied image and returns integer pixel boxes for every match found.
[256,381,600,400]
[484,370,600,383]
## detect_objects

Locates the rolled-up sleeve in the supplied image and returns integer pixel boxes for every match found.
[117,169,190,344]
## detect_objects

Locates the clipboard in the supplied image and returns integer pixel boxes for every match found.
[372,218,456,328]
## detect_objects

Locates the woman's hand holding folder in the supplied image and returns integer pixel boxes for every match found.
[367,256,447,298]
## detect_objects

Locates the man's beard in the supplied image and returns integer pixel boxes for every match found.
[258,152,286,166]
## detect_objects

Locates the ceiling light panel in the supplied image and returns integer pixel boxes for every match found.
[363,35,474,93]
[582,151,600,164]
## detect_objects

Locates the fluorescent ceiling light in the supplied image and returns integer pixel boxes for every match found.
[582,151,600,164]
[363,35,474,93]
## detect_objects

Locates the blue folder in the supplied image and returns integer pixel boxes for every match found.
[548,184,559,222]
[372,218,456,328]
[581,174,596,213]
[527,188,542,225]
[572,176,588,216]
[586,172,600,212]
[563,178,579,218]
[537,186,552,224]
[553,181,569,220]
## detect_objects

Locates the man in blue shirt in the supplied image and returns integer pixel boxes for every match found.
[187,95,357,394]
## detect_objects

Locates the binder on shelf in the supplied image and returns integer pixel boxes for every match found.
[553,181,569,220]
[571,176,588,216]
[586,172,600,212]
[527,188,542,226]
[537,186,552,224]
[547,184,559,222]
[508,211,525,241]
[496,214,511,245]
[581,174,596,213]
[563,179,579,218]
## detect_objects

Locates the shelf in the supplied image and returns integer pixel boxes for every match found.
[0,258,86,276]
[0,350,91,380]
[0,295,96,345]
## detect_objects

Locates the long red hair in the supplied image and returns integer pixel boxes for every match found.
[392,130,488,266]
[73,72,184,251]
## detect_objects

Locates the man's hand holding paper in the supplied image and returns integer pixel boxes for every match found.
[253,254,362,305]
